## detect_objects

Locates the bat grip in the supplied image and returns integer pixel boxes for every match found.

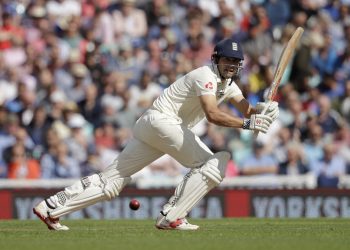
[261,100,272,115]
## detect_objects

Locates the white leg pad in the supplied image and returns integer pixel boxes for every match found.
[49,165,131,218]
[164,151,230,222]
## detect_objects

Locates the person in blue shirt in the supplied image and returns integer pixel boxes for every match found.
[310,144,346,188]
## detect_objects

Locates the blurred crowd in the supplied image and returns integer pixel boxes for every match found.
[0,0,349,188]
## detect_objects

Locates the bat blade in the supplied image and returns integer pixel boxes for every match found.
[254,27,304,138]
[267,27,304,101]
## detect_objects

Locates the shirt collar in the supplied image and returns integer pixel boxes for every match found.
[210,64,224,85]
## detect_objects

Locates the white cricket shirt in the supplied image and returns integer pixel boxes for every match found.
[152,65,243,128]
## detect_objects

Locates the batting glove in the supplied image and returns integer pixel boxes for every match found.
[243,114,273,134]
[256,101,279,121]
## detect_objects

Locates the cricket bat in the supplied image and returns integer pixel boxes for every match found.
[254,27,304,138]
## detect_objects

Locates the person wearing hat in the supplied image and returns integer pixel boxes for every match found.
[33,38,279,231]
[66,63,90,103]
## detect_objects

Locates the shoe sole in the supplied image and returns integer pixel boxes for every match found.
[33,207,55,230]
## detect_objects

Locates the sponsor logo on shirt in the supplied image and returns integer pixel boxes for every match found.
[205,82,213,89]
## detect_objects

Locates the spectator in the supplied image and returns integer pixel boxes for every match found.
[0,67,19,104]
[290,28,314,93]
[129,70,162,111]
[26,106,51,157]
[111,0,148,42]
[311,32,338,77]
[65,113,94,165]
[279,90,307,130]
[302,124,325,164]
[241,4,272,59]
[272,126,293,165]
[212,16,240,44]
[48,90,68,122]
[61,16,85,58]
[40,141,80,179]
[239,141,278,176]
[2,31,27,68]
[91,6,114,46]
[78,84,102,127]
[310,144,346,188]
[265,0,291,27]
[0,12,25,51]
[183,10,214,66]
[65,63,90,103]
[46,0,81,18]
[94,121,117,150]
[340,79,350,121]
[316,94,342,134]
[318,73,344,99]
[1,117,35,166]
[115,40,143,85]
[143,0,173,28]
[247,63,273,95]
[80,145,105,176]
[182,32,214,66]
[333,124,350,173]
[115,127,133,151]
[24,5,49,56]
[278,142,309,175]
[144,39,162,76]
[6,83,37,126]
[7,143,41,179]
[335,46,350,84]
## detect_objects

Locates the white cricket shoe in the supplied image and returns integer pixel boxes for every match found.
[155,213,199,230]
[33,200,69,231]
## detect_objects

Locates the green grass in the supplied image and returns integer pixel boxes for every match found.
[0,219,349,250]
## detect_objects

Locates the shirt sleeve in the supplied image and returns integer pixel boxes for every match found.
[193,70,217,96]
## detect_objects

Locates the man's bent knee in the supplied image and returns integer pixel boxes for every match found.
[201,151,230,183]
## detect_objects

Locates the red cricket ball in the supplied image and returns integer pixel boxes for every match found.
[129,199,140,210]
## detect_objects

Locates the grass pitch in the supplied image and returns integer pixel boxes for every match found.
[0,219,349,250]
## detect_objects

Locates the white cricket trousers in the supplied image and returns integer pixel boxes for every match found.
[112,109,213,177]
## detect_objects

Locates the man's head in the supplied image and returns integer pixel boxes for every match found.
[211,38,244,81]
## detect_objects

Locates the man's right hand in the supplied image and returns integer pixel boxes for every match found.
[243,114,273,134]
[256,101,279,121]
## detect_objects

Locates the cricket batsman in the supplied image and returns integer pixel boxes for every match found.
[33,37,279,230]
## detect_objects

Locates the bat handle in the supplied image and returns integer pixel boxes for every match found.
[253,100,272,139]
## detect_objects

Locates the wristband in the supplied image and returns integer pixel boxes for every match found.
[242,119,250,129]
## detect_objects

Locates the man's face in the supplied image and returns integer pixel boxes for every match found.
[217,57,242,80]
